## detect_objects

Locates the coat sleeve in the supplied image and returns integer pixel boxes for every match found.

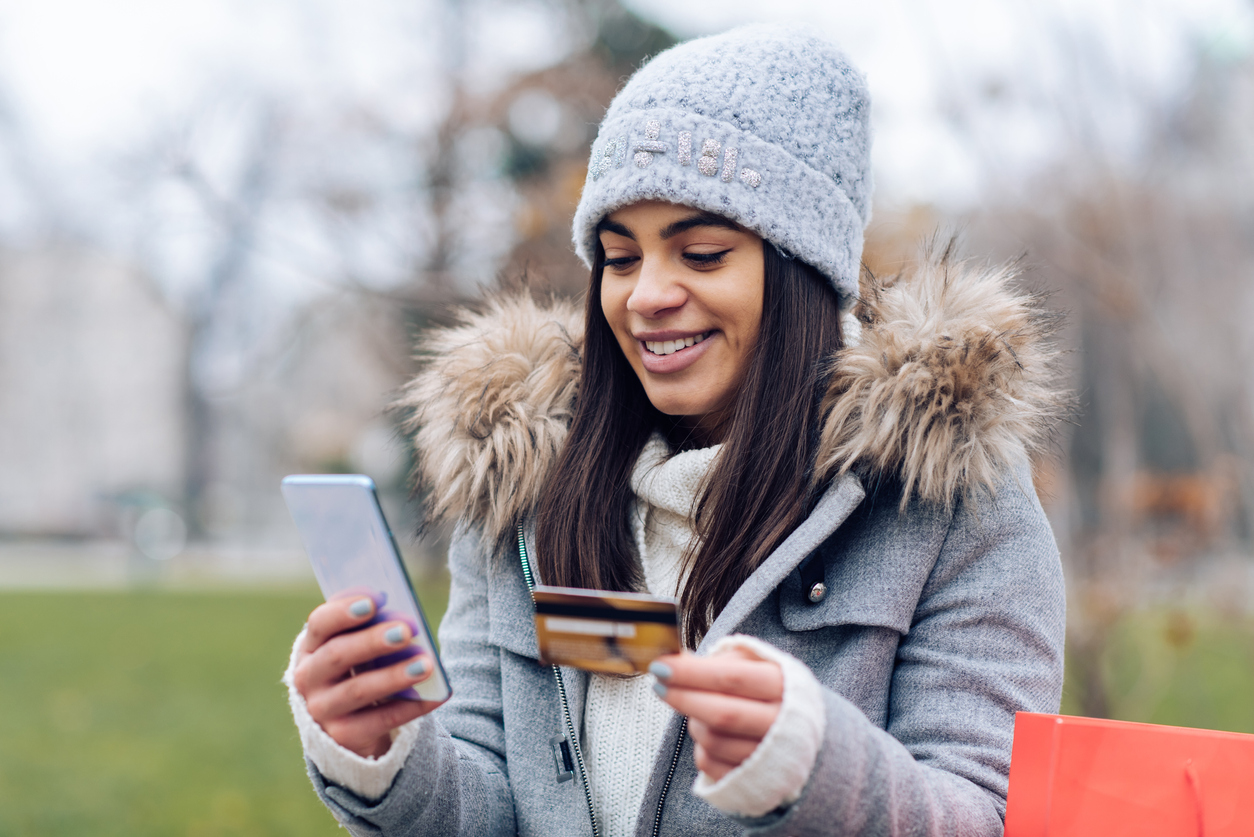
[306,527,519,837]
[741,462,1067,836]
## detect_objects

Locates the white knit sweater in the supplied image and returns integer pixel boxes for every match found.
[585,435,826,835]
[582,435,712,837]
[284,434,826,827]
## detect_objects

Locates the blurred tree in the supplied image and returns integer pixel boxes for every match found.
[853,13,1254,720]
[482,3,677,294]
[174,105,280,536]
[104,0,675,546]
[964,46,1254,719]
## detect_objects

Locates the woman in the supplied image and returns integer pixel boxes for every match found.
[285,25,1068,837]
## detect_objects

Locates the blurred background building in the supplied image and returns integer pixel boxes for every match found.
[1,0,1253,717]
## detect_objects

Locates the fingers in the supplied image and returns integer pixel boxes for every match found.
[293,594,445,759]
[656,682,778,739]
[693,741,742,782]
[295,618,424,696]
[650,651,783,702]
[320,698,441,758]
[687,718,760,766]
[301,595,378,655]
[306,650,434,720]
[649,649,784,777]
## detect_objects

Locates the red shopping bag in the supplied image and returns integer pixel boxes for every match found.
[1004,712,1254,836]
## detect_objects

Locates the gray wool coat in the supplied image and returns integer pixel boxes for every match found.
[301,253,1070,837]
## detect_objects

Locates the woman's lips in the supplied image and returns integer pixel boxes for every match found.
[637,332,714,374]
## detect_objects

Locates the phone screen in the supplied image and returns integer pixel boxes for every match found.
[281,474,451,703]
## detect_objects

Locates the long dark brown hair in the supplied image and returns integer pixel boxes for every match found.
[534,235,844,647]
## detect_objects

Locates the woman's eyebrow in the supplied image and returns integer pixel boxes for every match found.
[596,218,635,240]
[659,212,742,240]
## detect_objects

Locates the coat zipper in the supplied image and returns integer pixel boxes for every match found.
[517,526,600,837]
[651,718,687,837]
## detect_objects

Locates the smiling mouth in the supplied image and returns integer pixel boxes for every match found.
[643,332,710,356]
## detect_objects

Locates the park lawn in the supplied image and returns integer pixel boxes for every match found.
[2,587,1252,836]
[0,584,448,837]
[1061,607,1254,735]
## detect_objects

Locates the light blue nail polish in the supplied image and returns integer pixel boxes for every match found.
[349,599,372,618]
[406,659,427,678]
[384,626,405,645]
[652,681,668,698]
[649,661,672,681]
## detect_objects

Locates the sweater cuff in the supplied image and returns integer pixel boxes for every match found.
[283,627,428,802]
[691,634,826,818]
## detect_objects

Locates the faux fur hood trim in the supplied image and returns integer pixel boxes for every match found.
[398,247,1067,545]
[816,243,1068,508]
[396,292,582,546]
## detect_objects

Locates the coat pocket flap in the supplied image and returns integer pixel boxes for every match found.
[779,538,929,635]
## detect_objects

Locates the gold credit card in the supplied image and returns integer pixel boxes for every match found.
[532,585,680,674]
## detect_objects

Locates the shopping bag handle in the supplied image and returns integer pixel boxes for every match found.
[1184,759,1205,837]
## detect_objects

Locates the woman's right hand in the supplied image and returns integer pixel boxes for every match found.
[291,595,444,758]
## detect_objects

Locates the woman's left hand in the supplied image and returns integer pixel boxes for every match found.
[649,647,783,781]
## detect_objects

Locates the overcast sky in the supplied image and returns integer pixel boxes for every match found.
[1,0,1251,226]
[625,0,1254,202]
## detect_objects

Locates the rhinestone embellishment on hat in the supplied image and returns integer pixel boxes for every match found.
[591,136,628,180]
[590,120,762,188]
[632,120,668,168]
[697,139,721,176]
[677,131,693,166]
[720,147,739,183]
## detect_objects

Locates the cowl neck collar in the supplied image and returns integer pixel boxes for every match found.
[629,433,721,520]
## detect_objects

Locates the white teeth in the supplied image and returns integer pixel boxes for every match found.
[643,332,709,356]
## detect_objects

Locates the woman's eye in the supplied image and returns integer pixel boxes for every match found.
[603,256,639,270]
[684,249,731,266]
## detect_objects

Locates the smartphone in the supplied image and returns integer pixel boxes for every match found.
[281,474,451,703]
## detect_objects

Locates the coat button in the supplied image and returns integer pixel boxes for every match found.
[807,582,827,603]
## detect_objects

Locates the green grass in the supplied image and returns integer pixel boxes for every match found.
[2,587,1251,835]
[1061,607,1254,734]
[0,583,449,837]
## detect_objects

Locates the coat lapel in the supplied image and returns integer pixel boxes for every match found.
[488,526,591,722]
[487,545,542,661]
[697,472,866,652]
[498,481,864,707]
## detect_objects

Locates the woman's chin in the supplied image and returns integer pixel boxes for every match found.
[645,392,731,431]
[640,385,705,415]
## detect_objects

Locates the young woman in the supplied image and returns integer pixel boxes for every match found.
[285,25,1068,837]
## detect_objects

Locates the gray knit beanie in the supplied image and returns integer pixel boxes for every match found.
[572,24,873,308]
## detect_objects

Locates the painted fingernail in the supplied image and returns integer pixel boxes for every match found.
[384,626,406,645]
[349,598,372,618]
[649,661,672,681]
[652,681,668,698]
[405,659,427,678]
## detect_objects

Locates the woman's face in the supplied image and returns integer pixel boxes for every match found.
[598,200,765,444]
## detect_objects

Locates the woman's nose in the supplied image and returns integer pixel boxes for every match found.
[627,262,686,318]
